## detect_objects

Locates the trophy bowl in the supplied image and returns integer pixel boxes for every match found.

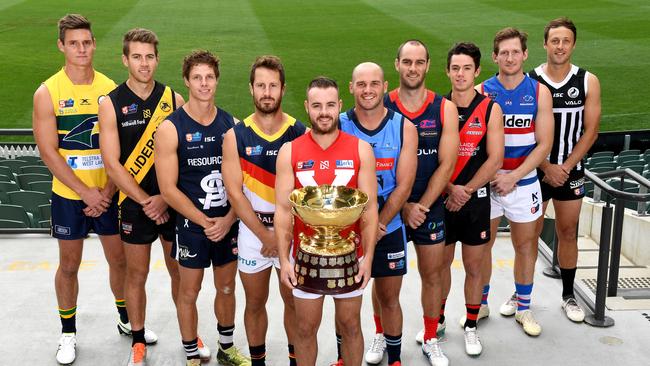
[289,185,368,294]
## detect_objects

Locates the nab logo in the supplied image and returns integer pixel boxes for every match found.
[504,114,532,128]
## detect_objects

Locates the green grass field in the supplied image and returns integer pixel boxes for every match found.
[1,0,649,134]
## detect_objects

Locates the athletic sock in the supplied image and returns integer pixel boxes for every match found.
[439,298,447,324]
[515,283,533,312]
[423,316,439,342]
[217,323,234,350]
[183,338,200,360]
[465,303,481,329]
[249,344,266,366]
[373,314,384,334]
[288,344,296,366]
[560,267,577,300]
[59,306,77,333]
[336,333,343,361]
[132,328,146,346]
[385,333,402,364]
[481,284,490,305]
[115,298,129,324]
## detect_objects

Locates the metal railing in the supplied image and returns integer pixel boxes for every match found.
[541,168,650,327]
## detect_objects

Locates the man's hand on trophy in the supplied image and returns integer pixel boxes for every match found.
[402,202,429,229]
[204,216,231,242]
[280,261,297,289]
[259,229,278,257]
[355,260,372,289]
[377,223,387,241]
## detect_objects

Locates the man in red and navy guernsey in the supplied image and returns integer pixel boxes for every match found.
[275,77,378,366]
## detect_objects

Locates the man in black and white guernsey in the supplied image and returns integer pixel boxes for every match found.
[155,50,250,366]
[529,17,601,323]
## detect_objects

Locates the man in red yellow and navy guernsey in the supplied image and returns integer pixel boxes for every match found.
[222,56,305,366]
[32,14,124,365]
[384,40,459,366]
[275,77,378,366]
[441,42,504,357]
[98,28,186,365]
[477,28,554,337]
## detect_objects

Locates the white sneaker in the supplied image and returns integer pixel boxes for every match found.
[56,333,76,365]
[414,319,446,344]
[515,309,542,336]
[117,320,159,344]
[197,336,211,360]
[459,305,491,328]
[499,293,518,316]
[364,333,386,364]
[463,327,482,356]
[562,297,585,322]
[421,338,448,366]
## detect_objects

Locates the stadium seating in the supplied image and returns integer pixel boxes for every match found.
[0,204,32,227]
[0,219,28,229]
[616,154,642,164]
[593,161,617,170]
[38,203,51,228]
[0,166,13,178]
[591,151,614,159]
[0,174,13,183]
[15,173,50,190]
[6,191,50,222]
[19,165,52,176]
[607,178,639,191]
[16,156,42,164]
[618,149,641,158]
[0,181,20,203]
[27,181,52,196]
[0,159,29,175]
[587,156,613,167]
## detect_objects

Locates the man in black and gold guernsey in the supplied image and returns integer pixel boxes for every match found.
[98,28,185,365]
[32,14,124,365]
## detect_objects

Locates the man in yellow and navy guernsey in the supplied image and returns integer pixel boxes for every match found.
[32,14,125,365]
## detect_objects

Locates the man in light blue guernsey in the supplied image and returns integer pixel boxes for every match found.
[477,27,554,337]
[340,62,417,366]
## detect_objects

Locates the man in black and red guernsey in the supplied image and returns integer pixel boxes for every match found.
[441,42,504,357]
[384,40,459,366]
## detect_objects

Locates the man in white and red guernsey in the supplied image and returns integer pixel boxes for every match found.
[384,39,459,366]
[441,42,504,357]
[275,77,378,366]
[477,28,554,337]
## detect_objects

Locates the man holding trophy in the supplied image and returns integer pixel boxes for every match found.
[275,76,378,366]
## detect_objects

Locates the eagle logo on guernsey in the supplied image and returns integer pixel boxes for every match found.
[62,116,100,148]
[161,102,171,112]
[297,160,314,170]
[336,160,354,168]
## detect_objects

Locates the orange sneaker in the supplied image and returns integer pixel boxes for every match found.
[127,343,146,366]
[329,359,344,366]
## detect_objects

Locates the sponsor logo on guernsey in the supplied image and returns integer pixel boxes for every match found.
[553,92,564,98]
[375,158,394,171]
[487,92,498,99]
[388,259,405,270]
[186,132,202,142]
[468,117,482,128]
[67,154,104,170]
[336,160,354,168]
[505,99,513,106]
[419,119,437,129]
[59,98,74,108]
[430,230,444,241]
[297,160,314,170]
[574,186,585,196]
[568,87,579,98]
[381,142,398,151]
[121,103,138,115]
[265,149,278,156]
[121,222,133,234]
[387,250,405,260]
[121,119,146,128]
[256,211,274,227]
[320,160,330,169]
[503,114,533,128]
[480,231,487,240]
[569,178,585,189]
[239,256,257,267]
[198,170,228,209]
[477,187,487,198]
[245,145,263,156]
[143,109,151,119]
[420,130,438,138]
[458,142,479,157]
[521,94,535,106]
[187,156,221,167]
[417,148,437,156]
[80,98,90,106]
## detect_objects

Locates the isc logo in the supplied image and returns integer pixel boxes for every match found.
[204,136,216,142]
[503,114,532,128]
[266,150,278,156]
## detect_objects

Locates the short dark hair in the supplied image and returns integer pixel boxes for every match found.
[123,28,159,56]
[544,17,577,43]
[493,27,528,54]
[306,76,338,95]
[182,50,220,80]
[396,39,430,61]
[58,14,92,43]
[250,55,285,86]
[447,42,481,70]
